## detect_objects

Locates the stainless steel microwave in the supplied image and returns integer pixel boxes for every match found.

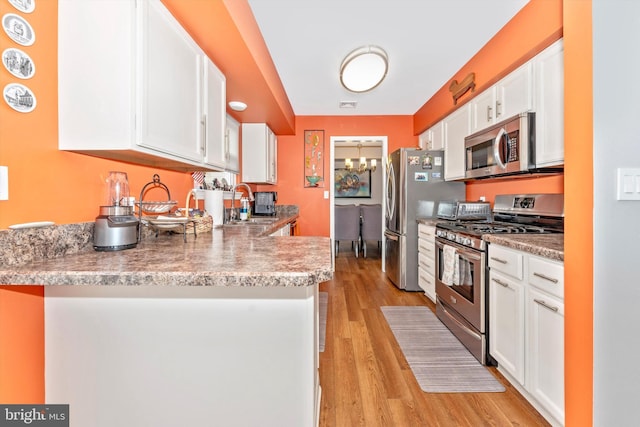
[464,112,535,179]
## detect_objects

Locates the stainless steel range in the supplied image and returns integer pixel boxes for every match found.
[434,194,564,364]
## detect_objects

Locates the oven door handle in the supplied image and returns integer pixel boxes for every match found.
[436,240,482,261]
[438,300,482,341]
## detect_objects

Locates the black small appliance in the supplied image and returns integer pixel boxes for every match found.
[253,191,277,216]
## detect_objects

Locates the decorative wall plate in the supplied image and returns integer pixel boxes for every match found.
[2,13,35,46]
[2,47,35,79]
[8,0,35,14]
[3,82,36,113]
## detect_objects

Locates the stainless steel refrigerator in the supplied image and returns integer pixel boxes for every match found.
[384,148,465,291]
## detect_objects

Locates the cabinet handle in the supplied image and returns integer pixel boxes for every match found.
[487,105,493,122]
[533,272,559,284]
[496,101,502,117]
[491,277,509,288]
[225,128,230,160]
[201,115,207,156]
[490,256,507,264]
[534,299,559,312]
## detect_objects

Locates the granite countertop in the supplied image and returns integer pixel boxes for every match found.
[416,218,444,226]
[0,207,333,288]
[482,234,564,262]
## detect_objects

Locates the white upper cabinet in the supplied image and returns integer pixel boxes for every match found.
[202,57,227,169]
[225,114,240,174]
[419,121,444,151]
[471,62,533,132]
[138,0,203,162]
[58,0,227,172]
[443,104,470,181]
[242,123,277,184]
[533,39,564,167]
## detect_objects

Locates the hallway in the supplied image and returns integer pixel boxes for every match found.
[318,250,550,426]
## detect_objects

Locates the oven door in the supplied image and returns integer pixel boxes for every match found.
[435,238,485,333]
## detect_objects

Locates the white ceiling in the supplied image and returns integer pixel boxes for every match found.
[247,0,529,116]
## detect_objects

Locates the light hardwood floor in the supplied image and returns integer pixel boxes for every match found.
[318,247,550,427]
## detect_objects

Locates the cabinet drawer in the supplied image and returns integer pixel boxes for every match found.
[418,266,435,300]
[417,238,435,257]
[528,255,564,300]
[488,245,523,279]
[418,251,435,273]
[418,224,435,241]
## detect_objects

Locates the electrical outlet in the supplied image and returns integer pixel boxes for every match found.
[0,166,8,201]
[616,168,640,201]
[324,191,329,199]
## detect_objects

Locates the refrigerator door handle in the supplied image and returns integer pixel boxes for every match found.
[386,161,396,221]
[384,231,399,241]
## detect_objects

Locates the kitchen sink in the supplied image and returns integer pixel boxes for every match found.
[224,217,279,226]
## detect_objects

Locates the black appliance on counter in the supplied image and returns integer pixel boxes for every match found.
[434,194,564,365]
[253,191,277,216]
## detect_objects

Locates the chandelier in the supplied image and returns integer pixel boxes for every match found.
[345,143,377,173]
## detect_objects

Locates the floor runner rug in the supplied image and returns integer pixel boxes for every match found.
[381,306,505,393]
[319,292,327,352]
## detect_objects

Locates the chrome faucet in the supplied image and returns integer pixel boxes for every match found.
[229,183,254,221]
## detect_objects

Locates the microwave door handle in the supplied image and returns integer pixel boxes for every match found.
[493,127,508,169]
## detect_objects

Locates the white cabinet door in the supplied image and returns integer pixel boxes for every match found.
[137,0,203,162]
[267,127,278,183]
[203,57,227,169]
[471,62,532,133]
[534,39,564,167]
[489,270,526,385]
[471,88,496,132]
[225,115,240,173]
[242,123,277,184]
[443,105,469,181]
[527,287,565,425]
[495,62,532,122]
[419,122,444,151]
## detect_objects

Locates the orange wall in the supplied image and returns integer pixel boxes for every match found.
[0,0,194,402]
[2,1,591,422]
[563,1,593,425]
[259,115,417,236]
[414,0,563,134]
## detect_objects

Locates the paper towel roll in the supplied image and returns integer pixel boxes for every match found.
[204,190,224,226]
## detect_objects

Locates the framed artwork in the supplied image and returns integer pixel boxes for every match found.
[335,168,371,198]
[304,130,324,187]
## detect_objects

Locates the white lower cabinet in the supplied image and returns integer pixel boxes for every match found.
[488,243,564,426]
[270,222,291,236]
[489,270,526,385]
[527,287,565,425]
[417,224,436,302]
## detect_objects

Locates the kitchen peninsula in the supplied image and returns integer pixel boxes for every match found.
[0,211,332,427]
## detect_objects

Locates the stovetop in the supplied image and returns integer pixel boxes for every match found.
[435,194,564,250]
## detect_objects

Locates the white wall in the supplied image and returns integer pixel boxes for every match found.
[593,1,640,424]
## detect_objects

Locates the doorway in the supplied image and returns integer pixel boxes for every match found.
[330,136,388,269]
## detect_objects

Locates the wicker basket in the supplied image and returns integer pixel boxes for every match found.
[181,190,213,234]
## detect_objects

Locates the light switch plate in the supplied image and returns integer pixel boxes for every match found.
[0,166,8,200]
[616,168,640,200]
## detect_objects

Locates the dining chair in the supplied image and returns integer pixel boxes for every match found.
[360,204,382,257]
[334,204,361,257]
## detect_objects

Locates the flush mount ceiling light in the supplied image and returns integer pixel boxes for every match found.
[228,101,247,112]
[340,45,388,93]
